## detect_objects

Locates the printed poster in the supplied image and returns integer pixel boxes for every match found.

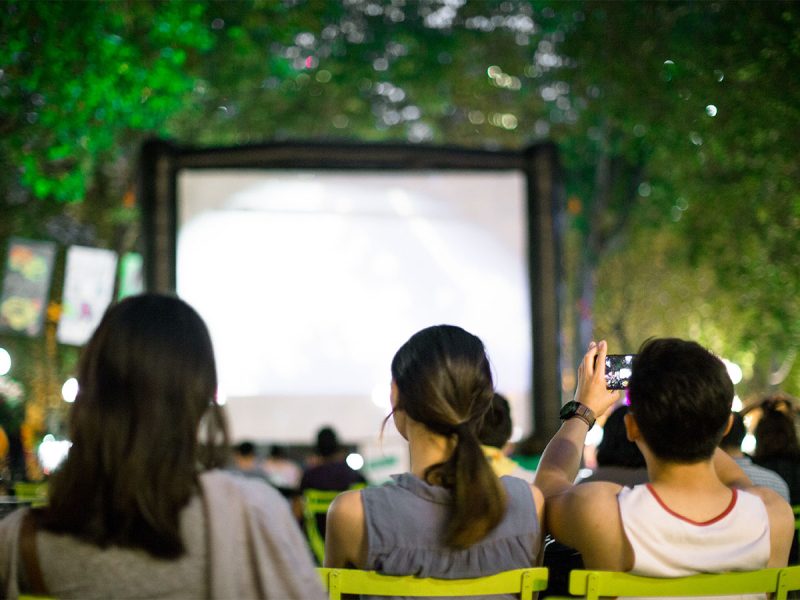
[57,246,118,346]
[0,238,57,336]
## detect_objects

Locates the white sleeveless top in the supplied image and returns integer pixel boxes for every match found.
[618,484,770,599]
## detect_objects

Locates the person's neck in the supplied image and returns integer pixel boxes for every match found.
[646,457,723,491]
[407,422,457,480]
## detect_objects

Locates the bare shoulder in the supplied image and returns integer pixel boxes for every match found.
[324,488,367,567]
[544,481,629,570]
[528,483,545,524]
[744,486,794,567]
[327,488,365,523]
[746,486,794,521]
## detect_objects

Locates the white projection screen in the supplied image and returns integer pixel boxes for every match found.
[140,141,562,476]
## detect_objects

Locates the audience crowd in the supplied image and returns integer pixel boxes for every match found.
[0,292,797,599]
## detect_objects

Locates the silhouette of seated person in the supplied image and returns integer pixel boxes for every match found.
[720,411,790,502]
[231,440,272,484]
[299,427,366,541]
[477,393,535,483]
[752,398,800,563]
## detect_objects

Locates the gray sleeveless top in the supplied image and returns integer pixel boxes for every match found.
[362,473,539,579]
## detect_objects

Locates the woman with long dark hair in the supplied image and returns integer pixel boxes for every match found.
[324,324,544,580]
[0,294,324,599]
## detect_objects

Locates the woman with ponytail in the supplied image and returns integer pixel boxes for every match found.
[325,325,544,580]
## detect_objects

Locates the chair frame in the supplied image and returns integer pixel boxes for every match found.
[317,567,548,600]
[567,566,800,600]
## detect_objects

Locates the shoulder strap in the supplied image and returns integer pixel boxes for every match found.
[19,510,49,596]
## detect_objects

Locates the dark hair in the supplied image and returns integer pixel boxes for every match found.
[596,405,646,469]
[627,338,733,463]
[754,404,800,459]
[42,294,229,558]
[316,426,340,457]
[720,412,747,450]
[477,393,513,449]
[390,324,505,549]
[235,441,256,457]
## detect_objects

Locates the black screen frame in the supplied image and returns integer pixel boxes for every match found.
[138,138,564,442]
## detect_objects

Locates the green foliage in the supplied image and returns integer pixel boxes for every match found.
[0,0,798,400]
[0,0,213,203]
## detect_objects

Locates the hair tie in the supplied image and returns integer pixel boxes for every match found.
[453,421,472,437]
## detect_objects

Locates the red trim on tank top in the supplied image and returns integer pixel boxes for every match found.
[645,484,737,526]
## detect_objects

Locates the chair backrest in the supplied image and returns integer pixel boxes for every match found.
[13,482,48,507]
[793,505,800,534]
[317,567,548,600]
[568,566,800,600]
[303,489,342,564]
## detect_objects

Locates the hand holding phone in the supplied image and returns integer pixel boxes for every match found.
[605,354,635,390]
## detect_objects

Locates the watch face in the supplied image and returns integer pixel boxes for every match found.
[560,401,579,420]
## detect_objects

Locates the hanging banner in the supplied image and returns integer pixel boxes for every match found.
[57,246,118,346]
[0,238,57,337]
[117,252,144,299]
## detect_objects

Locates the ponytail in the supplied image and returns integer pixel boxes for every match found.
[425,420,507,549]
[391,324,507,549]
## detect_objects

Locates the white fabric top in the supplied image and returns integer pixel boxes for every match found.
[618,484,770,599]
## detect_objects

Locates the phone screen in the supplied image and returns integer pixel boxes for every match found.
[605,354,635,390]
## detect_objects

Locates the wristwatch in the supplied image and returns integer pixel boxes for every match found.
[559,401,596,429]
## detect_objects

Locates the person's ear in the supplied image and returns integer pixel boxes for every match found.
[624,411,640,442]
[722,412,734,437]
[390,381,408,439]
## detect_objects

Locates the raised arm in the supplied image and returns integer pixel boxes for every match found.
[534,341,620,499]
[712,447,753,489]
[533,341,631,569]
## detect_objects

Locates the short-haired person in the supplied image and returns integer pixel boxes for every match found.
[535,338,794,578]
[0,294,325,599]
[325,325,543,577]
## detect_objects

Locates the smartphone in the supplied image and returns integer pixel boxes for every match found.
[605,354,635,390]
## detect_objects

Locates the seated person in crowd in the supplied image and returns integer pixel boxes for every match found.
[579,404,648,486]
[720,411,790,503]
[478,393,536,483]
[299,426,367,540]
[0,294,324,599]
[231,440,272,484]
[753,398,800,505]
[535,338,793,577]
[325,325,543,577]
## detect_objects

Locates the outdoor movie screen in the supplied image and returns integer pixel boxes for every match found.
[174,168,533,445]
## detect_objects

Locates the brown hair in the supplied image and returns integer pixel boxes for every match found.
[390,324,506,548]
[41,294,229,558]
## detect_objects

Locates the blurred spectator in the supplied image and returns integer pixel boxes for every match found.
[300,427,366,492]
[579,405,648,486]
[753,399,800,503]
[231,441,272,485]
[0,294,324,599]
[264,444,302,490]
[721,411,790,503]
[299,426,366,542]
[478,393,535,483]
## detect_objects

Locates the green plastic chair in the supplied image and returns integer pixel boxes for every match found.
[793,505,800,534]
[303,488,343,564]
[567,566,800,600]
[317,567,548,600]
[13,482,48,507]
